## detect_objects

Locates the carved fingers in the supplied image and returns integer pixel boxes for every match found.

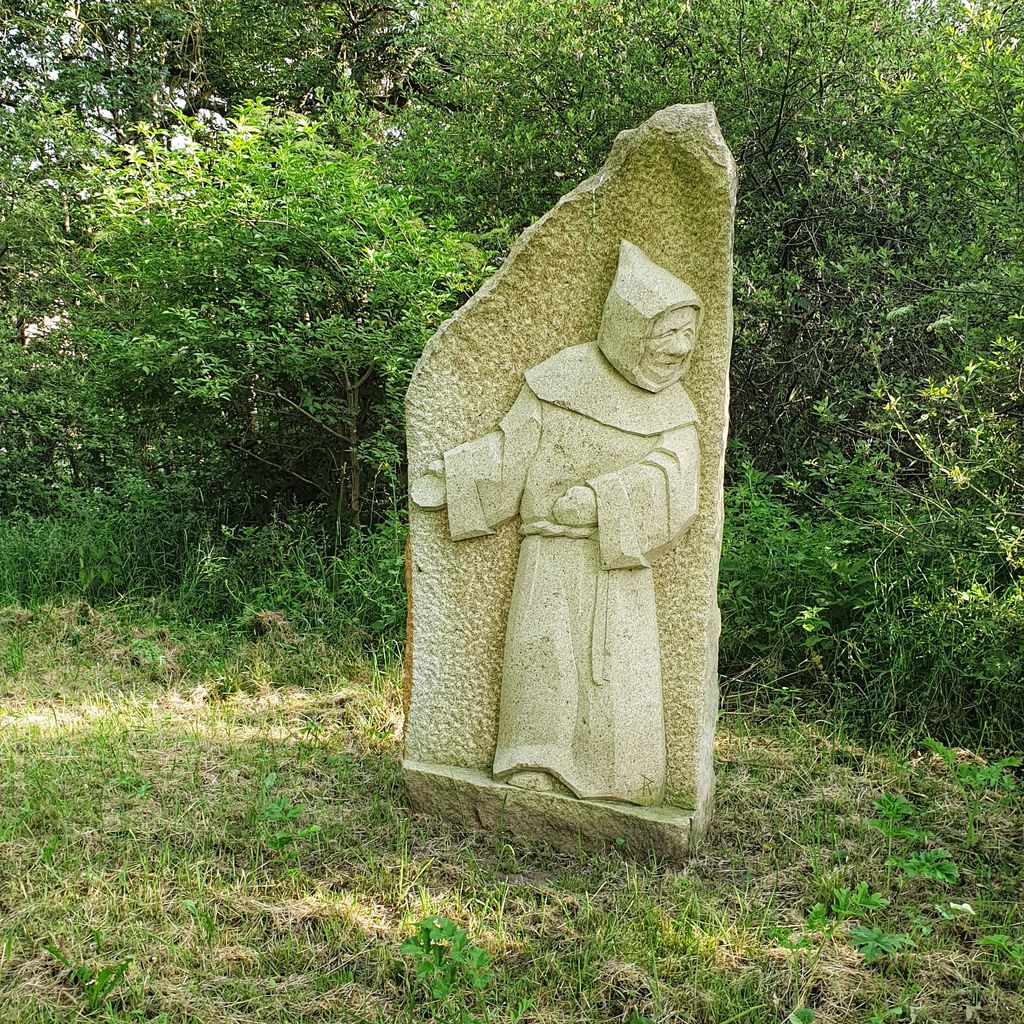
[411,459,447,510]
[551,484,598,527]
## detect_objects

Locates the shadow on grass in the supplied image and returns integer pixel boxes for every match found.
[0,612,1022,1022]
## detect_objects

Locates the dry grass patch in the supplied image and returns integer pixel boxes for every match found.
[0,604,1021,1023]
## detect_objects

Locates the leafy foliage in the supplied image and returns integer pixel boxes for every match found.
[1,0,1023,749]
[2,0,416,132]
[808,882,888,929]
[400,916,494,1019]
[887,848,961,884]
[848,925,916,965]
[64,102,480,530]
[720,456,1024,744]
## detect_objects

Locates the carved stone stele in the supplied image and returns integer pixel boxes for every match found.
[403,104,737,860]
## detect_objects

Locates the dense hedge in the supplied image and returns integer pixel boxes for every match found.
[1,0,1021,745]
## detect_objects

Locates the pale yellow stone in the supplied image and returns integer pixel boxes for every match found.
[412,242,702,806]
[404,103,736,857]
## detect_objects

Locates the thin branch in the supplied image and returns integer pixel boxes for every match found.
[228,442,330,496]
[252,386,347,440]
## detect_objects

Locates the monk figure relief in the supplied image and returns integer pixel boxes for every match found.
[412,240,702,806]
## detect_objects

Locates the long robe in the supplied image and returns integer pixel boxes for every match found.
[442,343,699,806]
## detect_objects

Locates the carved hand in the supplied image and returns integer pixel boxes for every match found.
[551,485,598,527]
[411,459,447,510]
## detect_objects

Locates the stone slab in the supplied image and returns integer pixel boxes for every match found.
[404,103,736,852]
[404,759,698,861]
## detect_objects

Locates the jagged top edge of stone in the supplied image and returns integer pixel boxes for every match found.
[407,103,736,398]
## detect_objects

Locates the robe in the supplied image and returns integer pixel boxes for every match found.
[442,343,699,806]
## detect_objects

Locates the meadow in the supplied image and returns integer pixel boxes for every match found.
[1,604,1021,1024]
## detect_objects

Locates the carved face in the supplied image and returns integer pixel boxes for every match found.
[596,242,703,393]
[633,306,698,392]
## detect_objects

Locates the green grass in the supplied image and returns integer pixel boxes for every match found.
[0,502,407,644]
[0,603,1022,1023]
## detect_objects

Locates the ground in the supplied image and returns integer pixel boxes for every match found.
[0,603,1021,1024]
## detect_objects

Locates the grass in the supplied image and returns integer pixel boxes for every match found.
[0,602,1021,1024]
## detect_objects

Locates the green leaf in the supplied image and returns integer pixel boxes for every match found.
[849,926,915,964]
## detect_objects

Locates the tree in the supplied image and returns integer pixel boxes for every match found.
[20,102,484,532]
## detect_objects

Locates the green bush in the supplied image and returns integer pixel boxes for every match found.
[69,101,485,529]
[2,0,1022,747]
[720,328,1024,747]
[0,488,404,645]
[1,100,479,643]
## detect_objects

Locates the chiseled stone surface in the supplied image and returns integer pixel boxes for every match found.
[404,761,693,860]
[404,103,736,856]
[411,240,703,808]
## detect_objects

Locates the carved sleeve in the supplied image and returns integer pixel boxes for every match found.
[442,384,544,541]
[587,423,700,569]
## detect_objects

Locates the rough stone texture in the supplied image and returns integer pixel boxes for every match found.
[404,103,736,852]
[404,761,693,860]
[410,241,704,807]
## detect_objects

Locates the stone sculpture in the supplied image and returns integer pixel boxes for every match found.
[403,104,736,859]
[412,242,702,807]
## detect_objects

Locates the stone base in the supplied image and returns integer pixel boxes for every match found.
[403,759,699,861]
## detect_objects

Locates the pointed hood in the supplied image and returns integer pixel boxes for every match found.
[597,240,703,388]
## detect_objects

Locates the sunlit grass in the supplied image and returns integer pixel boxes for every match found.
[0,603,1021,1023]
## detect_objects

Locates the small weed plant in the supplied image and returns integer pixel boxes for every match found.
[400,915,493,1022]
[848,926,916,965]
[866,793,931,844]
[887,848,960,884]
[786,1011,816,1024]
[257,773,321,869]
[44,941,128,1011]
[808,882,888,928]
[978,933,1024,971]
[923,738,1021,845]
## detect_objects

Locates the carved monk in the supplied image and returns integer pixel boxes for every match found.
[412,241,701,806]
